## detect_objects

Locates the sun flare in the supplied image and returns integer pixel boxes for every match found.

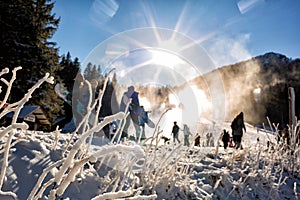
[149,49,184,67]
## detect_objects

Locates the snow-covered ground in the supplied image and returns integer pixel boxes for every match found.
[1,69,299,199]
[1,121,299,200]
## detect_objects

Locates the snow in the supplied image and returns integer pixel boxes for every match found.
[1,122,300,200]
[1,68,299,199]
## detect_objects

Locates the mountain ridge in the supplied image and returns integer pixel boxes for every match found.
[190,51,300,127]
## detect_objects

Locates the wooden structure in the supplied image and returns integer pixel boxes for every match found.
[5,105,50,130]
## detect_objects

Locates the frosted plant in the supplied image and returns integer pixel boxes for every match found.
[27,70,132,198]
[286,121,300,176]
[215,119,300,200]
[27,68,165,199]
[52,126,61,150]
[3,66,299,199]
[0,67,54,199]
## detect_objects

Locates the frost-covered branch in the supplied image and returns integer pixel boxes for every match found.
[0,72,54,119]
[93,68,115,127]
[91,189,133,200]
[51,112,125,196]
[86,69,115,154]
[51,126,61,151]
[0,68,54,198]
[28,160,64,200]
[52,141,144,198]
[0,122,28,140]
[0,67,21,110]
[111,100,131,144]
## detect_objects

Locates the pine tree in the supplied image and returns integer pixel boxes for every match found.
[83,62,104,82]
[84,62,93,80]
[0,0,63,129]
[58,52,80,92]
[56,52,80,126]
[91,64,98,80]
[97,65,104,82]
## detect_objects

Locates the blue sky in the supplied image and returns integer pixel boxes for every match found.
[52,0,300,68]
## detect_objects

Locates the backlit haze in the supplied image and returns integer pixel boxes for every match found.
[52,0,300,137]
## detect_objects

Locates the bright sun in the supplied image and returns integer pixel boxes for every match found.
[150,50,184,67]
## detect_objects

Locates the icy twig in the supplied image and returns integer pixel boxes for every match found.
[148,108,171,145]
[151,145,182,188]
[262,121,273,143]
[117,170,131,192]
[56,143,144,197]
[93,68,115,128]
[0,190,17,200]
[28,160,64,200]
[0,72,54,119]
[33,178,55,200]
[277,165,284,186]
[111,99,131,144]
[111,172,121,192]
[294,182,298,199]
[85,68,115,154]
[56,157,91,196]
[52,126,61,150]
[215,130,223,155]
[266,116,274,133]
[143,108,170,161]
[53,128,151,198]
[125,194,157,200]
[0,67,21,110]
[62,81,94,155]
[91,189,133,200]
[0,71,54,194]
[0,122,28,140]
[53,112,125,187]
[0,67,9,77]
[64,69,117,154]
[91,144,145,167]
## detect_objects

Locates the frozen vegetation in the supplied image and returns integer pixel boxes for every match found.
[0,67,300,199]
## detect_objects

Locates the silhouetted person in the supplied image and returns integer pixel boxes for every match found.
[183,124,191,146]
[231,112,246,149]
[222,129,230,149]
[172,121,181,144]
[138,105,150,140]
[119,86,141,140]
[194,133,201,147]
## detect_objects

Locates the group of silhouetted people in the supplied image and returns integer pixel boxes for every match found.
[72,75,248,148]
[221,112,246,150]
[119,85,153,141]
[171,121,192,146]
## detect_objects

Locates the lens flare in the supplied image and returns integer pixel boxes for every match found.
[74,27,225,148]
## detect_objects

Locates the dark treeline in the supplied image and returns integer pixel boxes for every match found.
[0,0,119,130]
[0,0,63,130]
[60,61,119,129]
